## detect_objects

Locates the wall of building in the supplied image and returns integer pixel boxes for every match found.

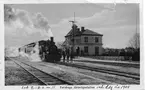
[73,45,103,56]
[65,35,103,56]
[81,36,102,45]
[99,46,103,55]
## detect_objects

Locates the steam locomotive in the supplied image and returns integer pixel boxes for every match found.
[38,37,61,62]
[19,37,61,62]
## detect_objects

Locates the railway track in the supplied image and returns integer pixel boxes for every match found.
[73,60,140,68]
[8,57,139,84]
[58,62,140,80]
[12,59,73,85]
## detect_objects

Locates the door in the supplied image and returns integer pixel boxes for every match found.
[95,47,99,55]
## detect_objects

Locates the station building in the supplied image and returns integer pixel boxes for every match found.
[63,24,103,56]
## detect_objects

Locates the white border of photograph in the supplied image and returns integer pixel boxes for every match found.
[0,0,144,90]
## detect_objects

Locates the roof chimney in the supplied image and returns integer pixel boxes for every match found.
[77,28,80,31]
[81,27,85,32]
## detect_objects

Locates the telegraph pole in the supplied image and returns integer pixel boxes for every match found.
[69,12,76,26]
[69,12,76,61]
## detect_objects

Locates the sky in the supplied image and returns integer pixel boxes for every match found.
[5,3,139,48]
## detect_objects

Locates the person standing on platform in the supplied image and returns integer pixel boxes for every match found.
[66,49,70,62]
[62,50,66,62]
[70,48,74,63]
[76,47,80,57]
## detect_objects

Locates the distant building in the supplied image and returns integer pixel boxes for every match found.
[63,24,103,56]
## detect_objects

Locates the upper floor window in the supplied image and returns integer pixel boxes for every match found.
[76,39,80,44]
[84,37,88,42]
[95,37,99,43]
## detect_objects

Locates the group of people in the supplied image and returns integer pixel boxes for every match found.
[61,48,73,62]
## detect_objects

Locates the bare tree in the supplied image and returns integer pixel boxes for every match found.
[56,41,64,49]
[128,33,140,49]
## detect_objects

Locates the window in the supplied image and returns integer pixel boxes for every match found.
[84,46,88,53]
[76,39,80,44]
[84,37,88,42]
[95,37,99,43]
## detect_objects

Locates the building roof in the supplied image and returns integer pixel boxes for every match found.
[62,40,67,46]
[65,29,82,37]
[65,28,103,37]
[82,29,103,36]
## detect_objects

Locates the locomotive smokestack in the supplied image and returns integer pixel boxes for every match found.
[50,37,54,42]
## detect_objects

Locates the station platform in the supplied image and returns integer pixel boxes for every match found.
[72,57,140,68]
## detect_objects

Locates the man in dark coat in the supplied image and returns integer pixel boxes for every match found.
[62,50,66,62]
[66,49,70,62]
[70,48,74,63]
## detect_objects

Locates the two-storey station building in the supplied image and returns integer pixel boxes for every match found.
[63,24,103,56]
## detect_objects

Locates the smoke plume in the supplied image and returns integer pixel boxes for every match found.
[5,4,53,47]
